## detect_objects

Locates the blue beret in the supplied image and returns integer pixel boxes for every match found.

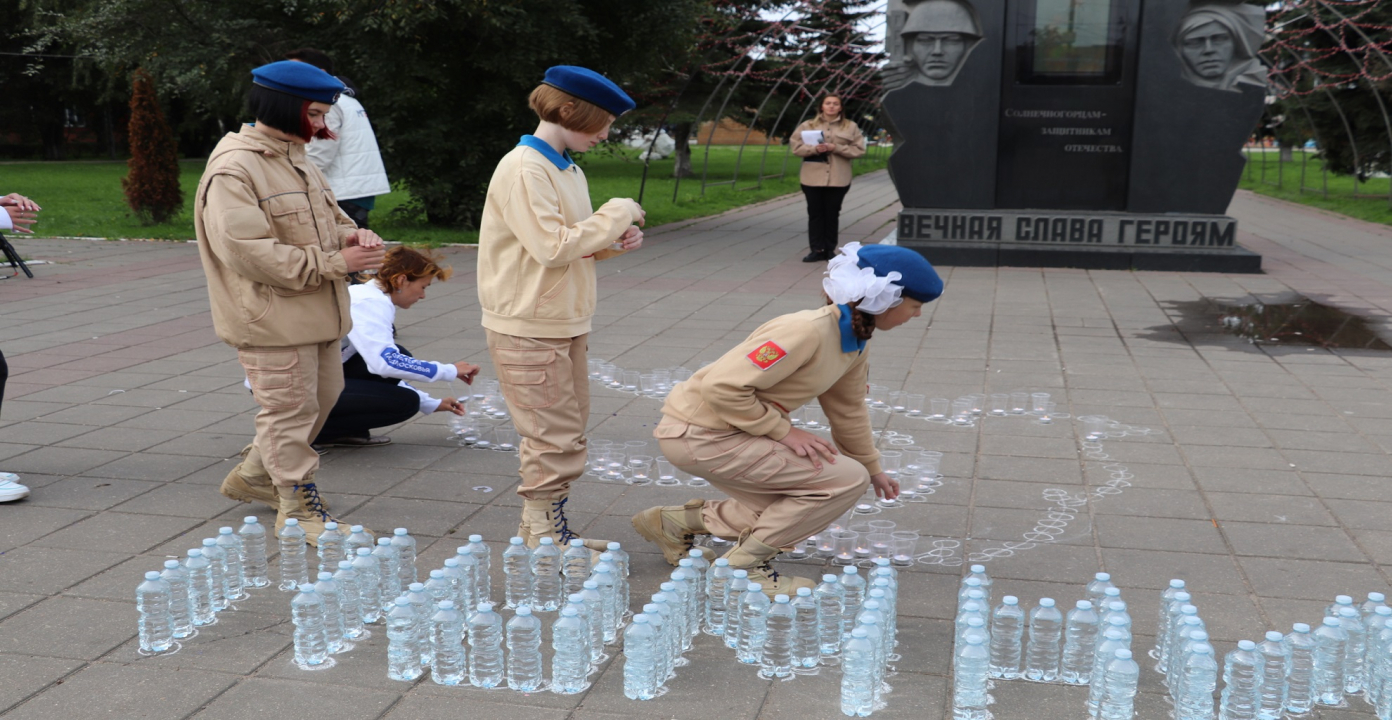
[542,65,635,117]
[251,61,344,104]
[857,245,944,303]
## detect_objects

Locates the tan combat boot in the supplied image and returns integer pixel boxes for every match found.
[219,444,278,509]
[274,478,347,548]
[723,532,815,598]
[519,497,608,552]
[631,498,716,566]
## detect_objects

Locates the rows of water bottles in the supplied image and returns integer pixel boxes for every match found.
[949,566,1392,720]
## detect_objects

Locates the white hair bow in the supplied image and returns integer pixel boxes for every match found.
[821,242,904,315]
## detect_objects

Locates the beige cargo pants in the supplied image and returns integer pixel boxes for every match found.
[238,341,343,487]
[486,330,590,501]
[654,416,869,549]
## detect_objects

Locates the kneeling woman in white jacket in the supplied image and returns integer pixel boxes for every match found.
[316,247,480,447]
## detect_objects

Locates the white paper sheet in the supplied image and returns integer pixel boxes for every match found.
[800,130,825,146]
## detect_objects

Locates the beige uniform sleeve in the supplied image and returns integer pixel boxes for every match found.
[201,173,349,290]
[818,348,882,475]
[789,121,818,158]
[698,329,822,441]
[831,123,867,160]
[502,169,641,269]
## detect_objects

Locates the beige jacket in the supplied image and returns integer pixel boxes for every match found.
[195,125,357,349]
[790,118,867,187]
[660,304,882,475]
[477,142,642,338]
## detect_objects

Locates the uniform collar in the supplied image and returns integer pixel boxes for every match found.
[837,304,867,354]
[518,135,574,170]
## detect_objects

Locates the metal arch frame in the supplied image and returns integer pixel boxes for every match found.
[1265,42,1345,198]
[636,69,700,205]
[773,53,887,181]
[1310,0,1392,207]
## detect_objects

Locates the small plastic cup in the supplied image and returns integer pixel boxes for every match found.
[1031,392,1051,415]
[867,533,894,562]
[929,398,950,420]
[640,373,658,395]
[787,536,812,560]
[868,384,889,408]
[868,519,896,534]
[815,533,836,556]
[1036,401,1056,425]
[889,390,908,414]
[1010,391,1029,414]
[990,393,1009,416]
[880,450,903,478]
[587,359,603,378]
[624,440,649,455]
[951,399,973,426]
[832,530,858,565]
[626,455,653,485]
[1084,416,1108,441]
[494,426,519,452]
[891,531,919,566]
[906,394,925,416]
[968,393,986,416]
[602,452,627,482]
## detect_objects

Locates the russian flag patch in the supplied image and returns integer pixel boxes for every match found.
[746,341,787,371]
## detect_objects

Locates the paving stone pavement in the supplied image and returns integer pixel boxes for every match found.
[1,170,1390,719]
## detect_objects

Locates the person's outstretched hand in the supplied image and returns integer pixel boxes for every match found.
[454,362,480,384]
[617,225,644,251]
[437,397,466,415]
[777,427,838,471]
[869,472,900,500]
[1,194,40,211]
[346,228,384,249]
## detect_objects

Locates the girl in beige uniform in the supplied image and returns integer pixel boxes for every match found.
[633,243,943,595]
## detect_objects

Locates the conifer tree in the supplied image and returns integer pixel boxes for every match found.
[122,69,182,224]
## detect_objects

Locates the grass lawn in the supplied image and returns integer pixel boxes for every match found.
[1239,149,1392,227]
[3,144,888,245]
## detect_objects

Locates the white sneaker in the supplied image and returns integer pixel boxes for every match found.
[0,475,30,502]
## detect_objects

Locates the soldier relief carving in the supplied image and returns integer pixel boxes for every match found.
[1174,3,1267,92]
[883,0,984,89]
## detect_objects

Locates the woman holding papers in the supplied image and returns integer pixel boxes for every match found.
[790,95,867,263]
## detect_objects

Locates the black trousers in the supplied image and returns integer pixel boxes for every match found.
[801,183,850,255]
[0,347,7,418]
[313,378,419,443]
[338,200,370,229]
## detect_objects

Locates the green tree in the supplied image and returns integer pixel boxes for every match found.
[122,69,182,223]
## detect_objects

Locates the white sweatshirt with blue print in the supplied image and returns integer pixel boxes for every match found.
[342,282,457,414]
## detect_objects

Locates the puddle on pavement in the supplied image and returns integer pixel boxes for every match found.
[1166,295,1392,350]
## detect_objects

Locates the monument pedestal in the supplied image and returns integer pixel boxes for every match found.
[891,208,1261,273]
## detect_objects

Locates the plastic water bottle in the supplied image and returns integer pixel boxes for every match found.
[136,571,173,653]
[1062,600,1101,684]
[659,581,689,657]
[530,537,562,611]
[579,581,607,663]
[562,539,590,598]
[623,614,658,700]
[1086,572,1118,606]
[725,569,750,649]
[430,600,465,685]
[425,568,452,605]
[1166,604,1202,676]
[645,598,675,680]
[592,565,619,644]
[840,567,867,636]
[345,524,373,557]
[316,521,347,576]
[506,605,544,692]
[595,552,624,626]
[1089,627,1132,717]
[736,583,771,664]
[607,542,632,617]
[552,606,589,693]
[441,558,467,615]
[873,570,900,656]
[387,597,421,681]
[1337,606,1366,695]
[1284,622,1316,715]
[959,617,987,655]
[184,548,216,626]
[842,627,876,717]
[392,528,418,588]
[760,594,796,680]
[1154,581,1188,666]
[503,537,533,609]
[816,573,846,658]
[686,548,709,628]
[1365,606,1392,707]
[465,535,492,603]
[160,559,193,639]
[315,571,348,653]
[1179,643,1219,720]
[452,548,479,611]
[677,557,702,639]
[291,584,330,668]
[1172,628,1211,699]
[1373,624,1392,714]
[1100,649,1140,720]
[965,564,993,608]
[705,558,732,636]
[278,518,308,592]
[956,601,989,646]
[1102,600,1132,636]
[1025,597,1063,682]
[200,538,229,611]
[989,595,1025,679]
[562,593,593,669]
[334,561,366,640]
[352,548,382,625]
[237,516,270,588]
[1255,631,1288,720]
[372,538,401,610]
[1102,614,1133,648]
[1327,594,1356,618]
[953,633,990,720]
[1220,640,1261,720]
[467,602,504,688]
[406,582,432,666]
[1360,592,1389,619]
[215,527,246,600]
[959,577,985,611]
[1314,615,1348,706]
[793,587,821,673]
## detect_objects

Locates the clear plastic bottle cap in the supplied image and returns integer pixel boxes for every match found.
[396,597,411,606]
[318,572,333,581]
[469,534,484,543]
[971,564,986,573]
[610,542,624,550]
[558,606,577,617]
[339,561,352,570]
[202,539,217,546]
[1108,616,1127,626]
[409,583,425,591]
[395,528,409,536]
[1192,631,1209,641]
[865,600,880,610]
[643,604,660,613]
[378,537,391,546]
[1002,595,1018,605]
[188,549,203,557]
[539,537,554,546]
[570,539,585,547]
[714,558,730,567]
[1335,595,1353,604]
[1104,587,1121,597]
[599,552,614,562]
[861,616,877,626]
[1181,604,1197,614]
[797,587,812,596]
[1039,598,1055,607]
[679,558,693,567]
[144,571,162,580]
[1194,644,1213,654]
[733,570,748,578]
[1339,607,1359,618]
[1077,600,1093,609]
[852,628,868,638]
[632,614,649,624]
[164,560,180,569]
[1174,592,1191,602]
[748,583,763,593]
[1169,579,1185,588]
[439,600,455,609]
[1109,601,1126,611]
[477,601,493,612]
[444,558,459,567]
[965,633,984,644]
[1377,607,1392,616]
[285,518,299,526]
[1115,649,1132,659]
[300,584,316,593]
[583,580,598,589]
[1266,631,1284,641]
[774,594,790,603]
[351,525,364,533]
[1095,572,1110,581]
[357,548,372,556]
[1239,640,1257,650]
[323,522,338,530]
[456,546,471,555]
[1104,628,1127,640]
[964,577,981,587]
[967,617,985,627]
[219,527,234,535]
[1292,623,1310,633]
[509,537,524,545]
[660,582,675,591]
[430,569,445,579]
[843,567,858,575]
[517,606,533,616]
[245,516,259,524]
[1370,592,1386,602]
[569,593,584,603]
[823,574,839,583]
[962,601,980,612]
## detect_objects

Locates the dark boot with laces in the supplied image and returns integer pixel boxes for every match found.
[275,478,350,548]
[519,497,608,552]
